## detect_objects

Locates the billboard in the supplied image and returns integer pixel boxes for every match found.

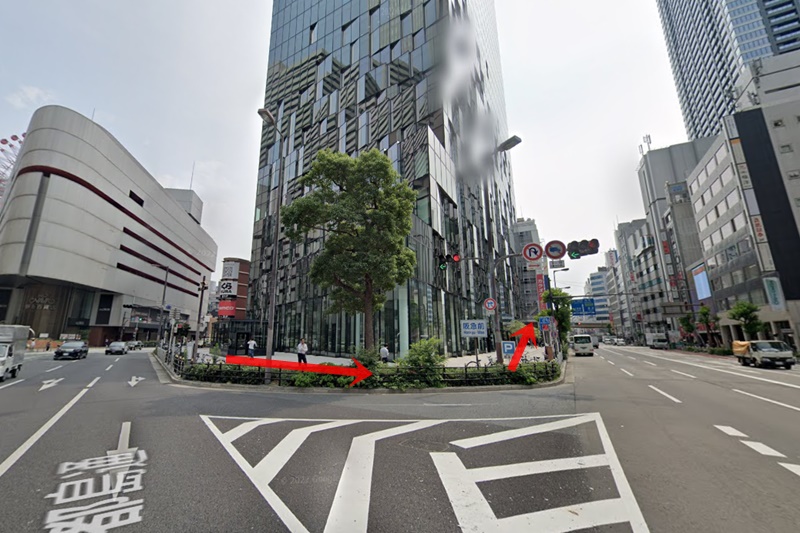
[691,264,712,300]
[222,261,240,280]
[536,274,545,311]
[218,280,238,298]
[218,300,236,317]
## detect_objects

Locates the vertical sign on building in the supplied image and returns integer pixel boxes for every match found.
[536,274,545,312]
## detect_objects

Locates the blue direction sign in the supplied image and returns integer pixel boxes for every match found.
[571,298,597,317]
[545,240,567,260]
[502,341,516,357]
[538,316,551,326]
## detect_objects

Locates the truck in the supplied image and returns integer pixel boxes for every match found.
[646,332,669,349]
[734,340,795,369]
[0,325,34,382]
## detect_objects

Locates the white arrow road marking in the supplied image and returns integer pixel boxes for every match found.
[128,377,145,387]
[0,379,25,390]
[39,378,64,392]
[46,365,63,373]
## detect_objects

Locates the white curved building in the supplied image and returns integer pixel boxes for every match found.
[0,106,217,345]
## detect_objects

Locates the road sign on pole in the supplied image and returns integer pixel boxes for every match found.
[545,240,567,260]
[502,341,516,357]
[461,320,488,338]
[549,259,565,269]
[483,298,497,312]
[522,243,544,262]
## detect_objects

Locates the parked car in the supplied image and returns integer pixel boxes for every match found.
[106,342,128,355]
[573,334,594,356]
[55,341,88,360]
[615,338,627,346]
[127,340,143,351]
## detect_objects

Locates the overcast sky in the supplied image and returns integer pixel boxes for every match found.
[1,0,687,294]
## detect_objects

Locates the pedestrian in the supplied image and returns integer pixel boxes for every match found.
[105,338,109,347]
[297,338,308,365]
[46,341,51,352]
[247,338,257,357]
[380,343,390,363]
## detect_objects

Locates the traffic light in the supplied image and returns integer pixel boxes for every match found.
[567,239,600,259]
[438,253,461,270]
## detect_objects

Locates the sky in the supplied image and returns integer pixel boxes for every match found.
[1,0,688,295]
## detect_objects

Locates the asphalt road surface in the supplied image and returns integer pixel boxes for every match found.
[1,345,800,532]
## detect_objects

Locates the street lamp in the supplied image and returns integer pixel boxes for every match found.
[552,267,569,289]
[486,135,522,364]
[258,107,284,374]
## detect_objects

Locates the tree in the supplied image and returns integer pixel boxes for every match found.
[678,313,696,343]
[729,301,763,339]
[698,306,718,347]
[282,149,417,350]
[504,320,526,336]
[536,288,573,348]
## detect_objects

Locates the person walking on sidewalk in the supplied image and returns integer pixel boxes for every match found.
[297,338,308,365]
[247,338,257,357]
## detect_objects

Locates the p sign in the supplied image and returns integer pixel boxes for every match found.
[522,243,544,262]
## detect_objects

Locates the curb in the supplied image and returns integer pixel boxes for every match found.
[150,351,567,395]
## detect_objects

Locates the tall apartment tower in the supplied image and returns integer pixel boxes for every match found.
[512,218,544,320]
[656,0,800,140]
[250,0,518,357]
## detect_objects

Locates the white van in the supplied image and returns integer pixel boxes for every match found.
[573,334,594,356]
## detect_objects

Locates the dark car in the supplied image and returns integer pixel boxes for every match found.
[54,341,88,360]
[106,341,128,355]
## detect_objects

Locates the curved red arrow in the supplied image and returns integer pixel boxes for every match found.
[508,323,537,372]
[225,356,372,387]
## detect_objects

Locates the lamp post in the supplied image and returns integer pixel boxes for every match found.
[156,266,170,348]
[552,267,569,289]
[485,135,522,364]
[258,107,284,378]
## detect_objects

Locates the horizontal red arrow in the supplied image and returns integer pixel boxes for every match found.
[225,356,372,387]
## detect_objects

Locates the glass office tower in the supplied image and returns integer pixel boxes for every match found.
[656,0,800,140]
[249,0,518,357]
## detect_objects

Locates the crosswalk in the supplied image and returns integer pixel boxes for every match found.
[202,413,649,533]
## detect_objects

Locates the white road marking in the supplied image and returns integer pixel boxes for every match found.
[642,361,657,367]
[115,357,120,362]
[422,403,472,407]
[608,360,616,366]
[86,377,101,388]
[714,425,748,438]
[599,356,605,360]
[621,369,634,377]
[733,389,800,413]
[779,463,800,478]
[633,350,800,391]
[39,378,64,392]
[741,441,785,458]
[45,365,63,373]
[0,379,96,478]
[627,356,636,360]
[433,413,649,532]
[105,365,113,371]
[326,421,441,532]
[671,370,696,379]
[127,376,145,387]
[648,385,682,403]
[0,379,25,390]
[452,415,595,449]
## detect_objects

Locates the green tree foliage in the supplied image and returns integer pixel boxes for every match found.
[698,306,717,347]
[678,313,696,342]
[729,301,763,339]
[401,337,446,369]
[282,149,417,349]
[504,320,526,336]
[536,288,573,347]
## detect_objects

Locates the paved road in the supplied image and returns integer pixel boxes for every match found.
[1,345,799,531]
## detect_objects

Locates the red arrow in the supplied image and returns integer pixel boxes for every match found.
[508,323,537,372]
[225,356,373,387]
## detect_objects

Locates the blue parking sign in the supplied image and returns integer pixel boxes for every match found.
[502,341,515,356]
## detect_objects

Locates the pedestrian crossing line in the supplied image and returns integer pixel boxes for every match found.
[779,463,800,479]
[741,441,786,458]
[714,425,748,438]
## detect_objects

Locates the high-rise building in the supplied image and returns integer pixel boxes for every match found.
[584,269,610,323]
[604,250,623,334]
[656,0,800,140]
[249,0,518,356]
[511,218,544,320]
[614,219,648,341]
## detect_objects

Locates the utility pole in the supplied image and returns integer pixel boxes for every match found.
[156,266,170,347]
[193,276,208,361]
